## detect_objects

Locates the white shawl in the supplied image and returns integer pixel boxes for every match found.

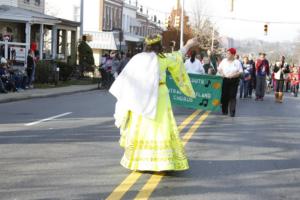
[109,52,160,127]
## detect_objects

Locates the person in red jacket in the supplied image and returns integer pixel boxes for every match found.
[255,53,270,101]
[290,66,300,97]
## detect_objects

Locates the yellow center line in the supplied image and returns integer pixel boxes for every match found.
[178,110,201,133]
[133,111,210,200]
[182,111,210,146]
[133,172,166,200]
[106,172,142,200]
[105,110,201,200]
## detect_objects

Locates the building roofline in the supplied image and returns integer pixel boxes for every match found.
[123,2,137,10]
[0,5,79,27]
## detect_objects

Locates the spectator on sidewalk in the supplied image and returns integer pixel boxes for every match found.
[111,51,121,79]
[14,69,27,91]
[102,51,118,88]
[185,50,205,75]
[0,58,17,92]
[255,52,270,101]
[26,50,35,88]
[240,56,252,99]
[290,66,299,97]
[0,77,6,93]
[118,52,131,74]
[78,35,95,78]
[218,48,243,117]
[99,53,109,88]
[0,57,7,93]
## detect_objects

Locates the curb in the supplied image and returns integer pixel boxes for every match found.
[0,87,100,104]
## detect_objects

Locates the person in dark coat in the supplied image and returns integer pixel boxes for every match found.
[26,50,35,88]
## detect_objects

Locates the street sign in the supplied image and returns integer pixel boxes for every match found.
[167,73,223,111]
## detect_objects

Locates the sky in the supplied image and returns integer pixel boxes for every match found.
[46,0,300,42]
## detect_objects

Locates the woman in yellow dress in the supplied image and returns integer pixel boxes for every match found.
[109,35,198,171]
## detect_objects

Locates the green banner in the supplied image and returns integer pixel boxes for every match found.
[167,73,223,111]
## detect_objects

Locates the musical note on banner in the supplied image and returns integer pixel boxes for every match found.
[199,98,209,107]
[204,80,211,88]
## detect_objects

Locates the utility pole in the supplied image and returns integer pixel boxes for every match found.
[211,26,215,52]
[180,0,184,48]
[80,0,84,37]
[230,0,234,12]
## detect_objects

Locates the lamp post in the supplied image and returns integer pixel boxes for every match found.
[211,26,215,51]
[80,0,84,37]
[180,0,184,48]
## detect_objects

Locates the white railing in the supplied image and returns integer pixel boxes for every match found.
[0,40,28,62]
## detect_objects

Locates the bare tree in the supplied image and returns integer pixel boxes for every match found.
[292,31,300,65]
[190,0,209,32]
[189,0,220,51]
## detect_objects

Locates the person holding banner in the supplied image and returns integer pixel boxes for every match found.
[109,34,198,172]
[185,50,205,75]
[218,48,243,117]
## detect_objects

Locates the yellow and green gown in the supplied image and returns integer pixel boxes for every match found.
[119,51,195,171]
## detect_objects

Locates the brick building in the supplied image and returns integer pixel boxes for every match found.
[103,0,123,31]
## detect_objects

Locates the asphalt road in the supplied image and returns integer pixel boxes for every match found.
[0,91,300,200]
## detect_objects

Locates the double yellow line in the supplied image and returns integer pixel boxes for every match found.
[106,110,210,200]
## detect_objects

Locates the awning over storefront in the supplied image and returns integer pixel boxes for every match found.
[85,31,117,50]
[124,34,143,43]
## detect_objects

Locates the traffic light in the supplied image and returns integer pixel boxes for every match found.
[264,24,268,35]
[164,17,171,28]
[174,16,180,28]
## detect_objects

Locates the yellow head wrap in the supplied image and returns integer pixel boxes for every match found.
[145,34,162,46]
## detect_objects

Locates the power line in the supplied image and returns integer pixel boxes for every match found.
[198,14,300,25]
[125,1,300,25]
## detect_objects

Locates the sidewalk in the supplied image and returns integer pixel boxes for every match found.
[0,84,99,103]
